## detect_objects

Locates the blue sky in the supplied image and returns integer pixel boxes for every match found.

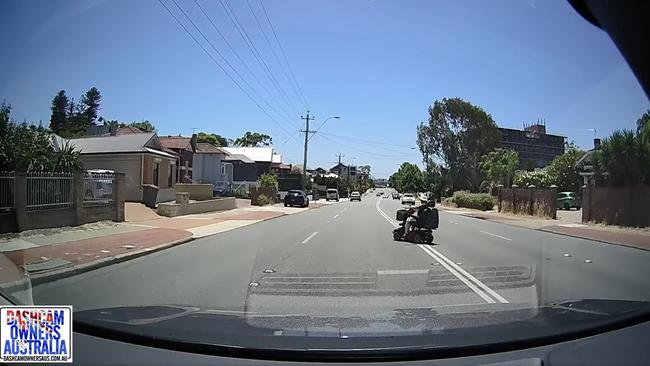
[1,0,648,178]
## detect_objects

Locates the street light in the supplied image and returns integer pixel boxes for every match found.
[309,116,341,141]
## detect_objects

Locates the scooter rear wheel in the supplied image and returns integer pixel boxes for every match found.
[393,228,404,241]
[424,232,434,244]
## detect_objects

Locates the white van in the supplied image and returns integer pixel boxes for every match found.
[326,188,339,201]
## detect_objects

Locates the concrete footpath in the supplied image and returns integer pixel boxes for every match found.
[0,199,330,285]
[438,205,650,251]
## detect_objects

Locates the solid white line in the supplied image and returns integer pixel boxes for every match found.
[301,231,318,244]
[417,245,495,303]
[424,245,509,304]
[375,197,509,304]
[377,269,429,275]
[479,230,512,241]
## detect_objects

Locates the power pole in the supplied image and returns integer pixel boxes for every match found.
[300,111,315,190]
[335,153,344,192]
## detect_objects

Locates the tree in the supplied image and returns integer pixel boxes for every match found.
[417,98,500,192]
[126,120,156,132]
[593,125,650,187]
[546,148,585,192]
[197,132,228,146]
[390,162,425,193]
[49,90,69,134]
[480,148,519,190]
[637,109,650,134]
[234,131,272,147]
[0,100,10,138]
[80,87,102,124]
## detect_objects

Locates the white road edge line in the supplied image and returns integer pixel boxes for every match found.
[301,231,318,244]
[375,197,509,304]
[480,230,512,241]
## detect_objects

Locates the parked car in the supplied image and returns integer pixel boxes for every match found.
[284,190,309,207]
[401,193,416,205]
[350,191,361,202]
[326,188,339,202]
[557,191,581,210]
[392,192,400,199]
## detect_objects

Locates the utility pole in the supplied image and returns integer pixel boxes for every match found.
[335,153,344,193]
[300,111,315,190]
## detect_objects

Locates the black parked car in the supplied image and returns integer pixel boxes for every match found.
[284,190,309,207]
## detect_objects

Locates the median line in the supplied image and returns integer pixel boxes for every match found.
[301,231,318,244]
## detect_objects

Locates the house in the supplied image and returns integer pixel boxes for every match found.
[192,143,230,185]
[330,163,357,181]
[221,147,279,183]
[159,135,197,183]
[576,138,602,186]
[69,133,178,202]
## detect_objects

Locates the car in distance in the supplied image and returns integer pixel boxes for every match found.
[392,192,400,199]
[350,191,362,202]
[401,193,416,205]
[284,190,309,207]
[557,191,581,210]
[326,188,339,202]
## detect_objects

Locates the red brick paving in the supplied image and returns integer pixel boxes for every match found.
[3,228,191,267]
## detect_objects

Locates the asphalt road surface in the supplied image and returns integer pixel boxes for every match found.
[33,193,650,319]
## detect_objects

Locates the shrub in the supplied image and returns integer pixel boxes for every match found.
[234,186,248,198]
[513,170,554,188]
[442,197,455,207]
[256,194,273,206]
[258,173,278,188]
[452,191,495,211]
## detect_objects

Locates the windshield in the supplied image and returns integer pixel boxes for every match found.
[1,0,650,360]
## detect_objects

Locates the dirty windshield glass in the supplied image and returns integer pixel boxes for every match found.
[1,0,650,357]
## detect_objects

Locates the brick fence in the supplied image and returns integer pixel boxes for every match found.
[0,172,125,233]
[582,185,650,227]
[498,186,557,219]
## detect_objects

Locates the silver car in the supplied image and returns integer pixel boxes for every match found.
[401,193,416,205]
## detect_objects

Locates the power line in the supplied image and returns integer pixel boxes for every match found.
[247,0,308,110]
[258,0,309,109]
[219,0,301,116]
[171,0,295,129]
[260,0,309,109]
[317,131,416,148]
[157,0,297,141]
[191,0,296,123]
[318,134,418,158]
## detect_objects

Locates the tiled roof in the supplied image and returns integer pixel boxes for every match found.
[196,142,226,154]
[159,136,192,150]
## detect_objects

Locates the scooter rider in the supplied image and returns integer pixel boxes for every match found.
[404,200,436,235]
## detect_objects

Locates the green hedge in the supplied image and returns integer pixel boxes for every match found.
[452,191,495,211]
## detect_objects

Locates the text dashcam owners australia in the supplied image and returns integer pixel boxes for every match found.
[1,306,72,363]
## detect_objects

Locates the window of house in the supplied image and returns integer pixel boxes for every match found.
[153,161,160,186]
[168,162,173,187]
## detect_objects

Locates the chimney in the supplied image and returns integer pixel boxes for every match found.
[594,138,601,150]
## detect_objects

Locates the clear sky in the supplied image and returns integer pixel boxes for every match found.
[1,0,648,178]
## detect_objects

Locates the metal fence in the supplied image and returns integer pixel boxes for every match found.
[26,172,73,211]
[84,173,115,203]
[0,171,15,209]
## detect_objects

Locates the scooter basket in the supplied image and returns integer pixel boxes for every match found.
[396,209,409,221]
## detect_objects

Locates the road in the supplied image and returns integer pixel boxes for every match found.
[33,192,650,319]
